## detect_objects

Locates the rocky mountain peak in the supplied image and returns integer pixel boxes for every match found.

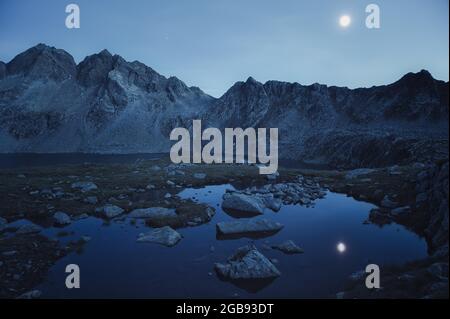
[394,69,438,89]
[6,43,76,81]
[0,61,6,80]
[76,50,116,87]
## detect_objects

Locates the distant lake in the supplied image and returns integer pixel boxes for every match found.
[0,153,327,170]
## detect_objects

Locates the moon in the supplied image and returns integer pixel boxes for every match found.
[339,15,351,28]
[337,242,347,253]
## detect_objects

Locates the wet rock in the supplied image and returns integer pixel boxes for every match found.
[261,195,282,212]
[129,207,177,219]
[96,204,124,219]
[214,245,281,279]
[271,240,304,254]
[16,223,43,234]
[53,211,71,226]
[216,219,283,236]
[71,181,98,193]
[222,192,266,214]
[239,176,326,207]
[137,226,182,247]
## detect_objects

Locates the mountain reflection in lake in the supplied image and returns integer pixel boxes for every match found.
[34,184,427,298]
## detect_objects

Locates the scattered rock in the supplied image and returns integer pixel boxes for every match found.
[71,181,98,193]
[53,211,71,226]
[96,204,124,219]
[271,240,304,254]
[16,223,43,234]
[214,245,281,279]
[216,219,283,236]
[222,192,266,214]
[137,226,182,247]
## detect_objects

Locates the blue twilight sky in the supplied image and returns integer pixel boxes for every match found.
[0,0,448,97]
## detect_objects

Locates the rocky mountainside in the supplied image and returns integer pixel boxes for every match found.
[0,44,448,168]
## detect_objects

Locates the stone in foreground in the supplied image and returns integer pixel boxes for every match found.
[137,226,182,247]
[216,219,283,236]
[128,207,177,219]
[214,245,281,279]
[96,204,124,219]
[53,211,71,226]
[271,240,304,254]
[222,192,266,214]
[16,223,43,234]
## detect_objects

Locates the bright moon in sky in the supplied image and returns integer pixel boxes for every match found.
[337,242,347,253]
[339,15,351,28]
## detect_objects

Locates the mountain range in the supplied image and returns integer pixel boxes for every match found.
[0,44,448,168]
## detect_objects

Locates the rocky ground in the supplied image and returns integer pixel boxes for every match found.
[0,157,448,299]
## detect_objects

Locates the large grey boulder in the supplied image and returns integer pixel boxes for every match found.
[214,245,281,279]
[216,219,283,236]
[137,226,182,247]
[222,192,266,214]
[16,223,43,234]
[128,207,177,219]
[53,211,71,226]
